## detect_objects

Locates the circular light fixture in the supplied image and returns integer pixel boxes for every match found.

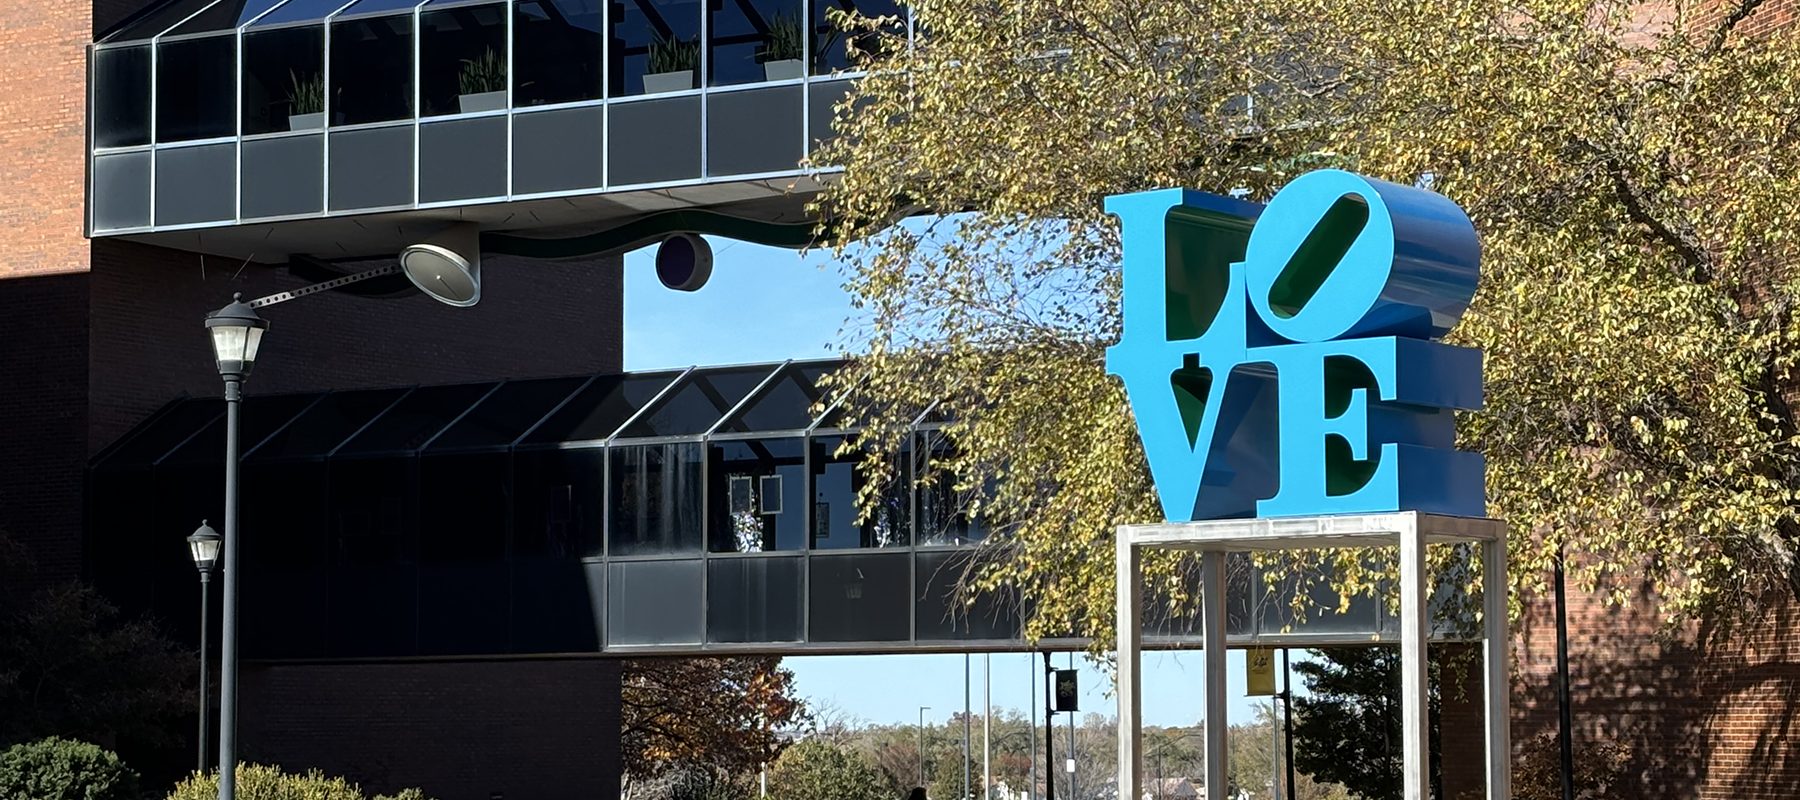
[400,224,482,307]
[654,233,713,292]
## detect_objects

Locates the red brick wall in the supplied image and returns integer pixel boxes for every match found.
[239,658,624,800]
[0,0,91,277]
[1511,585,1800,799]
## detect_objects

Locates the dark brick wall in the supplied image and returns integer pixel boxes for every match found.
[0,273,89,589]
[86,238,623,457]
[239,658,624,800]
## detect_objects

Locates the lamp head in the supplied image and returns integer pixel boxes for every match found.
[187,520,222,574]
[204,293,269,380]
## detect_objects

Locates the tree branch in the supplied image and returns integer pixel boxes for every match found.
[1708,0,1769,55]
[1601,154,1716,284]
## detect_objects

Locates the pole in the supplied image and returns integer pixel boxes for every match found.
[1066,653,1077,800]
[964,655,973,800]
[1282,650,1296,800]
[1271,700,1281,800]
[920,706,931,789]
[1554,549,1574,800]
[1030,656,1039,800]
[1043,651,1055,800]
[983,654,992,800]
[197,573,210,773]
[217,379,242,800]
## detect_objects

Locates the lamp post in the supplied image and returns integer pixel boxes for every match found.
[186,521,221,773]
[205,293,267,800]
[918,706,932,788]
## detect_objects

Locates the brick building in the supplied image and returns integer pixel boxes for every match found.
[0,0,1794,798]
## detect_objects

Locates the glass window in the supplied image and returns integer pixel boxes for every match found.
[708,437,805,552]
[241,461,330,657]
[607,559,703,645]
[330,14,415,125]
[164,0,290,35]
[914,428,987,546]
[514,0,602,105]
[513,448,605,558]
[328,457,418,656]
[251,0,358,27]
[95,399,222,470]
[521,371,683,444]
[614,365,773,438]
[94,46,153,147]
[715,361,833,434]
[246,387,407,461]
[708,556,803,642]
[243,26,326,134]
[429,376,587,451]
[157,35,237,141]
[809,0,902,75]
[104,0,219,42]
[159,393,320,464]
[915,548,1020,640]
[608,442,704,555]
[808,434,909,549]
[609,0,701,96]
[806,550,909,641]
[334,382,493,455]
[419,3,508,117]
[708,0,803,86]
[417,452,510,654]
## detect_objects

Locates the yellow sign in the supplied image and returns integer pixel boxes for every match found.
[1246,647,1276,696]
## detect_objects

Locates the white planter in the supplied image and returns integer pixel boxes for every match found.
[288,112,324,131]
[762,59,804,81]
[458,90,507,113]
[643,69,694,94]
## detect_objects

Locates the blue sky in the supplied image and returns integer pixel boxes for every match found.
[622,238,1267,728]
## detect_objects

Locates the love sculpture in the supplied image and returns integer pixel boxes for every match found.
[1105,169,1486,521]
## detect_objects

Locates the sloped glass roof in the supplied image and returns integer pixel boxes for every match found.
[102,0,434,42]
[92,360,853,471]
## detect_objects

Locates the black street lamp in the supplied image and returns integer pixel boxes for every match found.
[204,294,266,800]
[187,521,222,773]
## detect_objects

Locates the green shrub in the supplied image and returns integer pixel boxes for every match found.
[0,737,140,800]
[166,764,436,800]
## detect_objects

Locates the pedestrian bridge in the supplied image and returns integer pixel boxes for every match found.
[90,359,1480,661]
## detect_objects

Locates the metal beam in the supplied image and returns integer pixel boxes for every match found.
[1399,518,1430,800]
[1115,532,1143,800]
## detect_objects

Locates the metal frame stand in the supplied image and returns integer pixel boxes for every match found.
[1114,512,1511,800]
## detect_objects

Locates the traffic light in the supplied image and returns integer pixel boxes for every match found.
[1053,669,1079,712]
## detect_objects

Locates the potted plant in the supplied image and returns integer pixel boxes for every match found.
[644,33,699,93]
[458,47,507,112]
[286,69,325,131]
[757,11,805,81]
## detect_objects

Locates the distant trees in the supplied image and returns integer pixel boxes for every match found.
[619,656,809,797]
[766,740,892,800]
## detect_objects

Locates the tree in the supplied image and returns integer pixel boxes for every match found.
[620,656,808,792]
[811,0,1800,643]
[1290,649,1440,800]
[766,740,892,800]
[0,533,192,757]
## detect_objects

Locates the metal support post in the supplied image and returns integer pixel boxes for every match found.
[1399,520,1430,800]
[197,573,210,773]
[1115,531,1143,800]
[1484,538,1512,800]
[218,379,242,800]
[1201,550,1227,800]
